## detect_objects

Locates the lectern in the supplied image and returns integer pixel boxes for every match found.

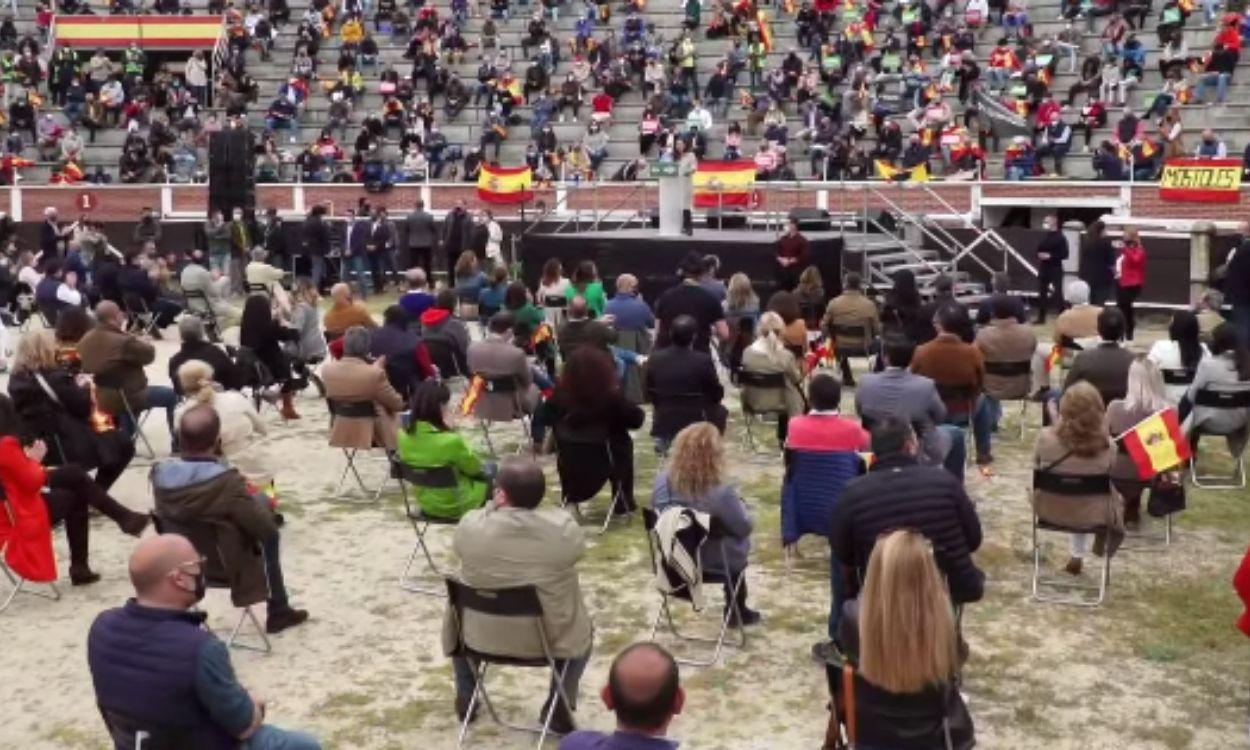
[652,161,692,237]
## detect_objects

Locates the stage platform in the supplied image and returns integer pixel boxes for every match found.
[520,228,845,303]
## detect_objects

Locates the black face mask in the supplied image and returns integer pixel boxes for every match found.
[178,567,207,603]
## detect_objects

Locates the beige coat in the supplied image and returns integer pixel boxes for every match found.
[321,356,404,450]
[740,339,805,416]
[77,322,156,414]
[1031,427,1124,534]
[975,318,1038,400]
[174,390,270,485]
[442,503,592,660]
[467,335,540,422]
[821,290,881,351]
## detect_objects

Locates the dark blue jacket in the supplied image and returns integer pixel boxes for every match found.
[87,600,237,750]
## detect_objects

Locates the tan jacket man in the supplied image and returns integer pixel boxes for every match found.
[78,309,157,413]
[321,327,404,450]
[975,315,1038,400]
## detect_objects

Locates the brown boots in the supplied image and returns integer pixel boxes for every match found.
[280,392,301,420]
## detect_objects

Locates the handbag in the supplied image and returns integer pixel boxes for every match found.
[1147,471,1186,517]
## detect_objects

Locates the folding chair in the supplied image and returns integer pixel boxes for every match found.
[99,706,196,750]
[1114,476,1175,552]
[0,495,61,615]
[737,370,791,454]
[555,425,631,535]
[780,449,865,573]
[473,375,534,458]
[542,294,569,334]
[983,359,1033,440]
[391,457,460,596]
[1187,386,1250,489]
[326,398,390,499]
[1030,469,1115,607]
[615,328,653,405]
[235,345,278,413]
[426,338,469,390]
[121,293,159,337]
[445,579,576,748]
[150,513,272,652]
[830,321,874,377]
[182,289,222,343]
[93,371,156,460]
[642,507,747,667]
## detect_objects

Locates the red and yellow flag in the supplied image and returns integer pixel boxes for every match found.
[530,322,554,348]
[459,375,486,416]
[1118,408,1191,480]
[55,15,225,48]
[477,163,533,205]
[756,9,774,52]
[874,159,929,182]
[805,340,836,370]
[693,160,758,207]
[1043,343,1063,373]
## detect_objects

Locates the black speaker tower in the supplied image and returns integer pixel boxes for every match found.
[208,128,256,217]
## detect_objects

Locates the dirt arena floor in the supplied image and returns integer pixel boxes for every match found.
[0,299,1247,750]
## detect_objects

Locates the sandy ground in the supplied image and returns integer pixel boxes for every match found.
[0,303,1247,750]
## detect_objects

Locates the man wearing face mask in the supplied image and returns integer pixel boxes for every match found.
[1034,214,1069,324]
[133,206,162,250]
[88,533,321,749]
[150,405,310,635]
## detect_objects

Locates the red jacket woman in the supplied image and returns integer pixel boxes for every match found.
[0,435,56,583]
[1116,227,1147,340]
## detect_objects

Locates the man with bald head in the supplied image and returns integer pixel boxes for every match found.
[88,535,321,749]
[560,643,684,749]
[557,294,617,360]
[152,405,309,633]
[78,298,180,446]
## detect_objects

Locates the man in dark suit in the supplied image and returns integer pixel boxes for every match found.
[1034,214,1069,324]
[644,314,727,449]
[342,207,373,298]
[406,199,438,276]
[260,207,288,273]
[1226,220,1250,343]
[366,207,396,294]
[441,200,472,273]
[40,206,72,258]
[1061,306,1135,407]
[168,316,245,393]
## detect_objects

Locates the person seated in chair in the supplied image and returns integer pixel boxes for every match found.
[830,416,983,646]
[399,267,436,320]
[557,295,616,360]
[855,335,963,476]
[560,643,684,750]
[786,374,870,454]
[397,380,494,520]
[740,311,806,445]
[444,457,592,735]
[240,294,304,421]
[180,248,241,328]
[652,422,760,626]
[369,305,435,397]
[88,534,321,749]
[174,361,271,487]
[644,315,728,451]
[321,326,405,452]
[151,405,310,633]
[1183,322,1250,456]
[975,293,1038,430]
[169,317,246,394]
[118,251,184,337]
[539,347,645,513]
[467,312,544,429]
[911,304,990,470]
[34,258,85,323]
[245,246,292,317]
[322,282,377,341]
[420,288,472,370]
[78,300,178,448]
[820,271,880,387]
[1059,306,1135,408]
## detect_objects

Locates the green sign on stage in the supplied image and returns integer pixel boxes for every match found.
[650,162,679,177]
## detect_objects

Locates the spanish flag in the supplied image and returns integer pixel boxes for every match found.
[477,163,533,205]
[756,9,773,52]
[805,340,836,370]
[693,160,758,207]
[874,159,929,182]
[1117,408,1191,480]
[55,15,225,48]
[459,375,486,416]
[1043,343,1063,373]
[530,322,554,348]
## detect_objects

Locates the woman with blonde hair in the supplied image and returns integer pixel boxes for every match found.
[1032,381,1124,576]
[1106,358,1170,528]
[651,422,759,625]
[844,529,974,749]
[723,272,760,323]
[740,311,805,443]
[794,265,826,328]
[173,360,272,485]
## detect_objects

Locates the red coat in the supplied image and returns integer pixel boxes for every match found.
[1118,243,1147,288]
[0,436,56,583]
[1234,545,1250,636]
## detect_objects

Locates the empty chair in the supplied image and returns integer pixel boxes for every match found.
[391,458,462,596]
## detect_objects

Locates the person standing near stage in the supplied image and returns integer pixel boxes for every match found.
[1116,227,1147,341]
[775,218,810,293]
[1224,221,1250,343]
[405,199,437,277]
[676,139,698,236]
[1079,219,1118,307]
[655,252,730,354]
[1035,214,1068,324]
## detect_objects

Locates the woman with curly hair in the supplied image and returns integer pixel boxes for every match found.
[651,422,759,625]
[1031,381,1124,576]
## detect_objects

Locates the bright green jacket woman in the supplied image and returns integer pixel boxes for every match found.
[396,420,490,520]
[565,280,606,318]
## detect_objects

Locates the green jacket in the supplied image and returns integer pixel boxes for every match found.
[396,421,490,520]
[565,281,606,318]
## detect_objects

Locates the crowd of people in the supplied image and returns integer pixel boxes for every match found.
[0,196,1248,749]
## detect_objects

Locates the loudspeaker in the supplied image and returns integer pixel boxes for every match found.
[208,129,256,216]
[789,207,832,231]
[706,208,747,229]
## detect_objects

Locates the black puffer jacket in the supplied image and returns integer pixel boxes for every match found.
[831,454,985,604]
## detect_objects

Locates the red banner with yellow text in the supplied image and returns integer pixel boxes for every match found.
[1158,158,1242,203]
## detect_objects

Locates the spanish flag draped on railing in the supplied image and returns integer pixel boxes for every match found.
[874,160,929,182]
[1116,408,1192,480]
[693,160,758,207]
[477,163,534,205]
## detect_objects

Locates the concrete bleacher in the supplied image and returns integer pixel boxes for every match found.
[9,0,1250,183]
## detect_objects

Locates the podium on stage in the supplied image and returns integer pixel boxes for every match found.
[652,161,692,236]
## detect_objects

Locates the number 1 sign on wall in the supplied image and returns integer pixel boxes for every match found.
[76,191,98,213]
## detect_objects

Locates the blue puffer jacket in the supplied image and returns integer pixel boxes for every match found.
[780,449,866,547]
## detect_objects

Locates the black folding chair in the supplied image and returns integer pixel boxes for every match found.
[445,579,575,748]
[93,371,156,460]
[391,457,461,596]
[182,289,223,343]
[983,359,1033,440]
[150,513,272,652]
[474,375,534,458]
[1030,469,1115,607]
[426,338,469,388]
[555,424,631,535]
[642,507,747,667]
[0,494,61,615]
[234,345,277,413]
[542,294,569,333]
[737,370,790,454]
[327,398,390,499]
[1188,386,1250,489]
[99,706,196,750]
[121,292,159,337]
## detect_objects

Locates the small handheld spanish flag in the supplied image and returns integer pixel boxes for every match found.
[459,375,486,416]
[805,340,836,370]
[530,322,554,348]
[1043,343,1063,374]
[1117,408,1191,480]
